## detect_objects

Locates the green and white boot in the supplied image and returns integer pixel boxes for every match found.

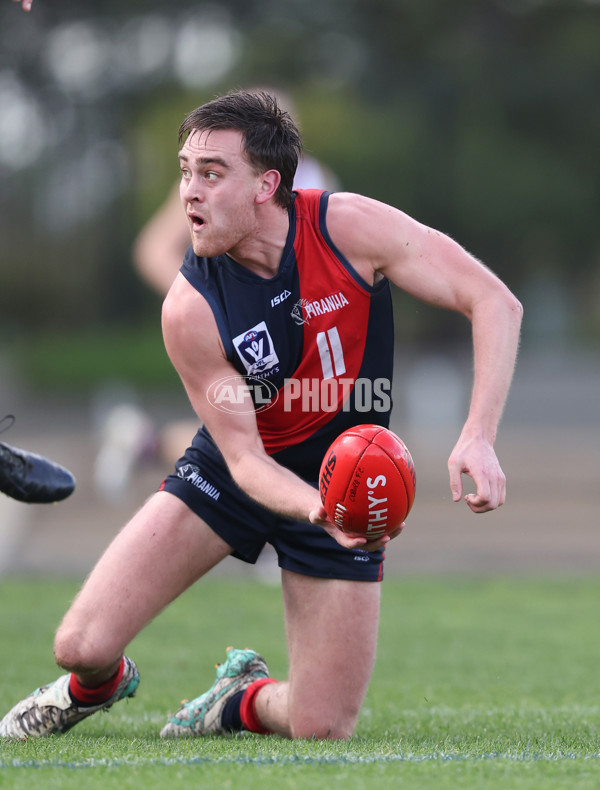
[0,656,139,739]
[160,647,269,737]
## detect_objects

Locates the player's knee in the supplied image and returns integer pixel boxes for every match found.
[289,710,358,741]
[53,623,116,674]
[53,627,90,672]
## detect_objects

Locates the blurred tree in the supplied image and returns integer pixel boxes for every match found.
[0,0,598,349]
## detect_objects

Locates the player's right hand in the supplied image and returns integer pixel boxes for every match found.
[309,504,402,552]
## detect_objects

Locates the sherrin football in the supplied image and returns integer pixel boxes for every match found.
[319,424,416,539]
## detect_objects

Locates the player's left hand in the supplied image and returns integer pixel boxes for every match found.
[309,504,404,552]
[13,0,32,11]
[448,433,506,513]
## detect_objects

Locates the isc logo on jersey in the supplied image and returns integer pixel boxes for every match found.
[271,289,291,307]
[232,321,280,376]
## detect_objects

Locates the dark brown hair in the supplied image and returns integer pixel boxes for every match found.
[179,90,303,209]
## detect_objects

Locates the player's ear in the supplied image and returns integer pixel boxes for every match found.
[256,169,281,204]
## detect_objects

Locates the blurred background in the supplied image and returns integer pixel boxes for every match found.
[0,0,598,577]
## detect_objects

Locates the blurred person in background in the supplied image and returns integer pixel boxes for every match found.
[0,89,522,742]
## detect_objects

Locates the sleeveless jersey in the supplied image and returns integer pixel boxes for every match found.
[180,189,394,480]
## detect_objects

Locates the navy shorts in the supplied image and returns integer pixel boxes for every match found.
[160,430,384,582]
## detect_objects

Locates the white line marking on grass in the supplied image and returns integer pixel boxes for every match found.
[4,752,600,769]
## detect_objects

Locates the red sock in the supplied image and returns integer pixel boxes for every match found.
[240,677,277,734]
[69,658,125,706]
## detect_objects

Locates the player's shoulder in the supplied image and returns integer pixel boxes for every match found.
[326,192,408,262]
[162,272,215,337]
[328,190,391,213]
[326,192,400,234]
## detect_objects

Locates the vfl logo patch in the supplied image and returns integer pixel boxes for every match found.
[232,321,279,376]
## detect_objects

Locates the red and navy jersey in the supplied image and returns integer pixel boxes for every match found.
[180,189,394,480]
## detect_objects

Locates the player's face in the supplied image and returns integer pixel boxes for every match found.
[178,129,263,258]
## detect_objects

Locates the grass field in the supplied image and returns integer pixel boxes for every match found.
[0,575,598,789]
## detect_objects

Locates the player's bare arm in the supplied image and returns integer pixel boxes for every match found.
[327,192,523,513]
[162,274,389,551]
[14,0,32,10]
[133,184,190,296]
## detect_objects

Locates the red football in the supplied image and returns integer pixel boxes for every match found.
[319,425,416,539]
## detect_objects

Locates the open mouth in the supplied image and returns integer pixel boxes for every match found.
[188,212,205,231]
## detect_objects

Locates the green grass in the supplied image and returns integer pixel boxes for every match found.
[0,576,599,789]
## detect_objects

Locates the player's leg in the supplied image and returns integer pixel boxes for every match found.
[160,572,379,741]
[0,491,233,738]
[54,490,232,682]
[255,570,381,739]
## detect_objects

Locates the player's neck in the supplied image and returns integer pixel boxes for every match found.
[227,205,290,279]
